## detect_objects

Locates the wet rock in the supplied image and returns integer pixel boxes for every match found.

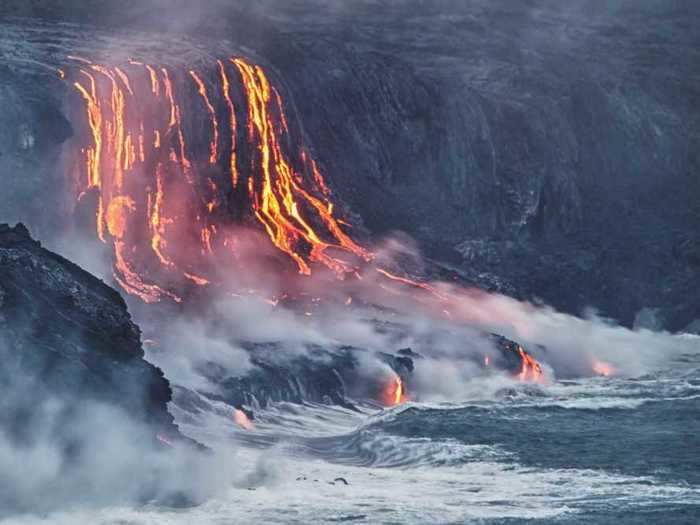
[0,222,191,442]
[397,348,423,359]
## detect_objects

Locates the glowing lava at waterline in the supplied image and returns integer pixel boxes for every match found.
[517,345,544,382]
[383,375,406,406]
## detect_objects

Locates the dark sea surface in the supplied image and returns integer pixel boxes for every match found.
[6,354,699,525]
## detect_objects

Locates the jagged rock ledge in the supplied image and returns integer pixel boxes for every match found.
[0,222,196,447]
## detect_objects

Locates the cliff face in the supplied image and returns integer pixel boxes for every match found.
[0,222,180,440]
[258,0,700,328]
[0,0,698,328]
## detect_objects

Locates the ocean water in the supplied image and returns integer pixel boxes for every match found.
[5,355,699,524]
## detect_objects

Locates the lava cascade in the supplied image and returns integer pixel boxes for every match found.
[382,375,406,406]
[61,56,544,386]
[64,56,372,304]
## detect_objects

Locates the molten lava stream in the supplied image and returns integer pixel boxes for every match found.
[231,57,372,278]
[233,408,254,430]
[65,55,377,301]
[63,56,546,381]
[517,345,544,382]
[383,375,406,407]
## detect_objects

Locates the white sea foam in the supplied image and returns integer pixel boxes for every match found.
[5,449,698,525]
[8,369,699,525]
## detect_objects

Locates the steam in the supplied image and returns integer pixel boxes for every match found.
[0,336,241,518]
[0,400,222,513]
[357,239,700,380]
[127,229,700,418]
[146,314,253,393]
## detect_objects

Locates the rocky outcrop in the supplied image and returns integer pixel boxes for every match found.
[0,222,184,442]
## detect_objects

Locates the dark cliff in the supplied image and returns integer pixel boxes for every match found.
[0,222,182,441]
[0,0,698,329]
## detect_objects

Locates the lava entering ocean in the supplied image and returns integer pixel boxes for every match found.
[61,55,544,388]
[383,375,406,407]
[517,345,544,383]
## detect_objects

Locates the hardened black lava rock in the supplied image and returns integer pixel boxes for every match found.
[0,222,190,445]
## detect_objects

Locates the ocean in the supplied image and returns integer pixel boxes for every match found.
[7,353,699,524]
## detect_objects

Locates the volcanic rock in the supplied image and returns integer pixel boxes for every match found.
[0,222,188,443]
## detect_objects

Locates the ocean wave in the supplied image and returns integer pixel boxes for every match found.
[8,456,699,525]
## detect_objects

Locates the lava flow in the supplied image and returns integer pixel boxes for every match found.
[517,345,544,382]
[62,55,545,384]
[64,56,372,303]
[233,408,255,430]
[383,375,406,406]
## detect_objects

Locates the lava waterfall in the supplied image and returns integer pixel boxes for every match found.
[59,54,545,384]
[63,56,372,304]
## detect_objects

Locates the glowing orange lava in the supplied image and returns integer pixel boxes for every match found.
[65,56,374,301]
[63,56,547,384]
[517,345,543,382]
[217,59,239,188]
[233,408,254,430]
[383,375,406,406]
[592,360,614,377]
[231,57,372,277]
[189,70,219,164]
[105,195,135,239]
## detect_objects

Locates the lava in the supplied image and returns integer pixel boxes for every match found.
[156,433,175,447]
[105,195,135,239]
[383,375,406,406]
[517,345,543,382]
[65,56,374,297]
[231,57,372,277]
[375,268,448,301]
[62,55,544,382]
[593,360,614,377]
[189,70,219,164]
[145,64,160,95]
[217,59,239,188]
[233,408,254,430]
